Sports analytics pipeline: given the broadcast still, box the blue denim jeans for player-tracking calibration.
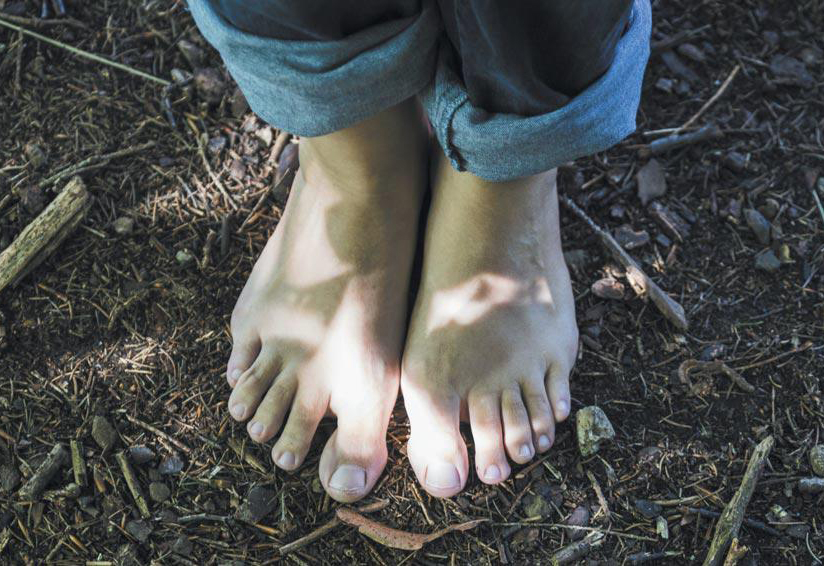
[188,0,651,181]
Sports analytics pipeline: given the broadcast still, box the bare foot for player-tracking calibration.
[225,100,426,502]
[401,149,579,497]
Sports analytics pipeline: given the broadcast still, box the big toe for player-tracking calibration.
[319,416,388,503]
[403,381,468,498]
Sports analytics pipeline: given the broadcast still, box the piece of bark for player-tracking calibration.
[0,176,88,293]
[703,436,774,566]
[70,440,87,488]
[550,531,604,565]
[18,443,68,500]
[649,124,722,155]
[560,195,688,330]
[115,452,151,519]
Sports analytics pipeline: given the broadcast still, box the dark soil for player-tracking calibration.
[1,0,822,564]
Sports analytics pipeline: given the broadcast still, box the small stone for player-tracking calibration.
[172,535,193,556]
[610,204,626,219]
[207,136,226,154]
[634,499,663,519]
[129,445,155,465]
[0,464,20,493]
[614,225,650,250]
[91,416,117,451]
[799,46,822,66]
[655,77,674,94]
[158,455,184,475]
[769,54,814,88]
[255,126,273,146]
[229,87,249,118]
[149,482,171,503]
[759,198,780,220]
[700,343,725,361]
[235,485,277,523]
[777,243,792,263]
[655,233,672,248]
[19,185,46,214]
[194,67,226,104]
[177,39,205,69]
[636,159,667,205]
[522,493,554,518]
[677,43,706,63]
[723,151,749,172]
[24,142,47,169]
[229,159,246,181]
[175,249,194,266]
[799,477,824,493]
[125,519,152,543]
[563,249,589,272]
[565,506,590,540]
[754,250,781,272]
[112,217,134,236]
[809,445,824,477]
[576,406,615,457]
[591,278,625,300]
[170,68,193,84]
[649,202,690,242]
[744,208,771,245]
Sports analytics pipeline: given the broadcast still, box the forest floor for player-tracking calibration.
[0,0,823,564]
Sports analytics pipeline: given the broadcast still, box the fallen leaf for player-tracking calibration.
[336,508,485,551]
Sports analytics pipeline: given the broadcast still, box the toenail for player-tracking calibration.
[276,451,296,469]
[556,399,569,416]
[249,422,264,437]
[519,444,533,459]
[230,404,246,419]
[230,369,242,383]
[538,435,552,451]
[329,465,366,493]
[426,462,460,490]
[483,464,501,481]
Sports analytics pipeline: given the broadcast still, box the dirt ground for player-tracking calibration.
[1,0,823,564]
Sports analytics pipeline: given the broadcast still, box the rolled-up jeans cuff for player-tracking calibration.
[188,0,441,137]
[421,0,652,182]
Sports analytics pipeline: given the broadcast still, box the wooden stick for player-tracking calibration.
[703,436,774,566]
[559,194,688,330]
[678,65,740,133]
[70,440,87,488]
[0,17,170,85]
[39,142,155,189]
[18,443,68,500]
[0,176,89,294]
[551,531,604,565]
[115,452,151,519]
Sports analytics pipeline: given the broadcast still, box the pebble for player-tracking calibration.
[158,455,184,475]
[754,250,781,272]
[563,249,589,272]
[809,445,824,477]
[798,477,824,494]
[235,485,277,523]
[91,415,117,451]
[176,39,205,69]
[614,225,650,250]
[655,233,672,248]
[129,445,155,465]
[634,499,663,519]
[591,278,625,300]
[636,159,667,205]
[723,151,749,172]
[24,142,47,169]
[175,249,195,266]
[207,136,227,154]
[677,43,706,63]
[699,343,725,361]
[112,217,134,236]
[149,482,171,503]
[565,505,590,540]
[172,535,193,556]
[194,67,227,104]
[229,87,249,118]
[576,406,615,457]
[744,208,772,245]
[19,185,46,215]
[0,464,20,493]
[759,198,780,220]
[125,519,153,543]
[649,202,690,242]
